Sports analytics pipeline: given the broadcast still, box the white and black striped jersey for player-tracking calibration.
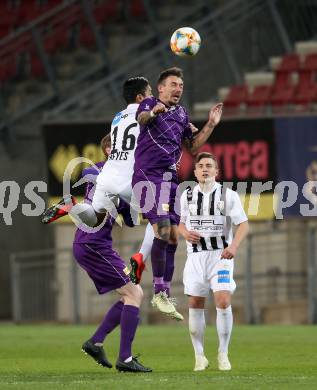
[180,182,248,254]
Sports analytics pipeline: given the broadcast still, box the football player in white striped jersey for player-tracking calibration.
[179,152,249,372]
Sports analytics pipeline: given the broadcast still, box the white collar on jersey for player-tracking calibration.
[127,103,139,109]
[196,181,221,194]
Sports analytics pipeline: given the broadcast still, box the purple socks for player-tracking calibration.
[119,305,140,361]
[164,243,177,296]
[90,300,124,344]
[151,237,168,294]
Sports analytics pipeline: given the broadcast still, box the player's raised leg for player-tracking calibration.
[130,222,154,284]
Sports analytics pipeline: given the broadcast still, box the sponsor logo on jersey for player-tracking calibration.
[189,217,224,233]
[112,112,122,125]
[112,112,129,126]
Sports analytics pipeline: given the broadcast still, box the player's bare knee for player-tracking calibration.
[188,296,205,309]
[157,219,171,241]
[128,283,143,305]
[215,296,231,309]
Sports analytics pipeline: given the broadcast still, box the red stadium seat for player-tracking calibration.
[298,70,316,88]
[30,55,45,78]
[130,0,147,18]
[247,85,273,107]
[270,84,296,106]
[277,53,300,72]
[224,85,248,107]
[44,34,59,54]
[19,4,43,25]
[94,2,119,24]
[293,83,317,106]
[0,9,19,36]
[0,56,16,82]
[274,70,293,90]
[79,25,95,48]
[302,53,317,71]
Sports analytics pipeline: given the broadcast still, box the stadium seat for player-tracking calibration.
[94,2,119,24]
[130,0,147,19]
[30,55,45,78]
[270,84,296,108]
[0,54,17,82]
[79,25,96,48]
[19,4,44,24]
[302,53,317,71]
[44,34,59,54]
[277,53,300,72]
[0,9,18,37]
[247,85,273,107]
[223,84,248,107]
[274,70,293,90]
[293,83,317,107]
[50,25,69,50]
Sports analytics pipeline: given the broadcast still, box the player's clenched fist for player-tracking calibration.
[152,103,167,115]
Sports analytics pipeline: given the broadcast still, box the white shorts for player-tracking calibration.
[92,174,132,213]
[183,249,236,297]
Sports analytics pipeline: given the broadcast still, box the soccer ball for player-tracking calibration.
[170,27,201,57]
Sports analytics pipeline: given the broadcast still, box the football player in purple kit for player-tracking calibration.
[74,135,152,373]
[131,67,223,318]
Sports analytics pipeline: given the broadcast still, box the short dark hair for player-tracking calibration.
[123,76,149,104]
[157,67,184,85]
[195,152,218,168]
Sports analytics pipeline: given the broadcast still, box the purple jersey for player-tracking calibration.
[134,96,193,172]
[74,161,133,245]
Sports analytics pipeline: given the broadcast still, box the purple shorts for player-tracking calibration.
[73,243,130,294]
[132,168,180,225]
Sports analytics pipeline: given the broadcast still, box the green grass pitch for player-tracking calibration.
[0,324,316,389]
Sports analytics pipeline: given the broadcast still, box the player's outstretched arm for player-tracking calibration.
[188,103,223,155]
[221,220,249,259]
[137,103,167,125]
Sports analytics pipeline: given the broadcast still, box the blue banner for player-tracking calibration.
[275,117,317,217]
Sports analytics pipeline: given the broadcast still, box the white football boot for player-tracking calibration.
[194,355,209,371]
[218,352,231,371]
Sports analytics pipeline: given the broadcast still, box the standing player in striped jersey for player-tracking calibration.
[179,152,249,372]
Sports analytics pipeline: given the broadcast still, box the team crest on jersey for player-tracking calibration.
[217,201,225,212]
[145,104,150,110]
[162,203,170,212]
[123,266,130,275]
